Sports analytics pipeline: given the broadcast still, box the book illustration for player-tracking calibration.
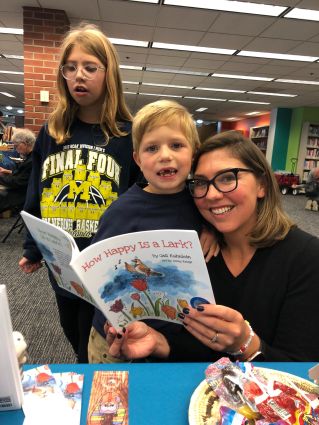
[53,372,83,423]
[87,371,128,425]
[21,211,216,329]
[97,255,211,328]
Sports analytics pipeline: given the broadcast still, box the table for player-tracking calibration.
[0,362,316,425]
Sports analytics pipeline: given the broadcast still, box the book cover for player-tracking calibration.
[21,211,215,329]
[86,371,128,425]
[0,285,24,411]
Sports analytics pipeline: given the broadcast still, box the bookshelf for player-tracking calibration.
[297,123,319,182]
[249,125,269,153]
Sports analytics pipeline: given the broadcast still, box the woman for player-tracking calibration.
[106,131,319,362]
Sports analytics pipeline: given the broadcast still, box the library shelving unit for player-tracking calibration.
[297,122,319,182]
[249,125,269,153]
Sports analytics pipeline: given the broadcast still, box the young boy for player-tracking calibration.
[88,99,213,363]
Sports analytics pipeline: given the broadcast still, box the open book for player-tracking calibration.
[21,211,215,329]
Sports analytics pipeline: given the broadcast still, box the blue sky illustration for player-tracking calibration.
[99,262,204,302]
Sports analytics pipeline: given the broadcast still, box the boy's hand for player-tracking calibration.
[200,227,219,262]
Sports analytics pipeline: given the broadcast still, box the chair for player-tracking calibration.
[1,214,24,243]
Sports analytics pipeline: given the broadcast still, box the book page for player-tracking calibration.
[21,211,96,306]
[87,371,128,425]
[72,229,215,329]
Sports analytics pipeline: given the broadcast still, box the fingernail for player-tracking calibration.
[122,327,126,333]
[116,333,122,339]
[182,308,190,314]
[196,305,205,312]
[178,313,185,320]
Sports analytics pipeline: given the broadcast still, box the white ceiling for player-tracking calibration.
[1,0,319,122]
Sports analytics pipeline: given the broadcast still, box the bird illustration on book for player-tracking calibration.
[124,257,164,277]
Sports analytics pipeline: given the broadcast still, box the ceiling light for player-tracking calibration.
[226,117,239,120]
[245,111,261,116]
[6,106,13,110]
[284,8,319,22]
[3,54,24,60]
[142,82,193,89]
[237,50,318,62]
[139,92,183,98]
[123,80,140,85]
[124,91,137,94]
[196,107,208,112]
[163,0,287,16]
[213,73,273,82]
[275,79,319,85]
[185,96,226,101]
[152,42,236,55]
[0,81,24,86]
[17,109,24,113]
[247,91,297,97]
[109,38,148,48]
[229,100,270,105]
[0,92,15,98]
[0,70,23,75]
[196,119,203,124]
[120,65,143,70]
[130,0,159,3]
[146,67,208,76]
[196,87,245,93]
[0,27,23,35]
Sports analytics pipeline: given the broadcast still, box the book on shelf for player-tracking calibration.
[0,285,24,411]
[21,211,215,329]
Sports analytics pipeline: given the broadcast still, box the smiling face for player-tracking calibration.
[133,124,193,194]
[193,148,265,241]
[64,44,106,121]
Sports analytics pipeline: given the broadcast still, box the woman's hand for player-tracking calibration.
[200,227,219,262]
[104,321,170,360]
[181,304,260,360]
[19,257,43,274]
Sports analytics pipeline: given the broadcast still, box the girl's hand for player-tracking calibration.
[104,321,170,360]
[19,257,43,274]
[200,227,220,262]
[181,304,260,360]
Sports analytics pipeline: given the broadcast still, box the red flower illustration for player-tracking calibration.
[131,293,140,301]
[130,278,148,291]
[109,299,124,313]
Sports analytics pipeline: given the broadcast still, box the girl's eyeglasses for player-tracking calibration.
[187,168,254,198]
[60,63,106,81]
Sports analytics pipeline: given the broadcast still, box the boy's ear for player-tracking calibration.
[133,151,141,168]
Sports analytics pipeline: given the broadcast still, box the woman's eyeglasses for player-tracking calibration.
[60,63,106,81]
[187,168,254,198]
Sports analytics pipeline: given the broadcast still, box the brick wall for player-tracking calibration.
[23,7,69,134]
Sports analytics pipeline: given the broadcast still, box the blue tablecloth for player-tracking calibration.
[0,362,316,425]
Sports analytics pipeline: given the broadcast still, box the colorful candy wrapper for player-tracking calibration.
[219,406,247,425]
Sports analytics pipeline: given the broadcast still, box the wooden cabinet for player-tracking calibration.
[249,125,269,153]
[297,123,319,182]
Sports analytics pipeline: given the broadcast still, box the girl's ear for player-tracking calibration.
[257,177,266,199]
[133,151,141,169]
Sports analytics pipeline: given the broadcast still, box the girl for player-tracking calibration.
[19,23,141,362]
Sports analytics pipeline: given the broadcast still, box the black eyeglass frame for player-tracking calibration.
[187,167,254,198]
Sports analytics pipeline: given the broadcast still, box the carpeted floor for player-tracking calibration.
[0,193,318,364]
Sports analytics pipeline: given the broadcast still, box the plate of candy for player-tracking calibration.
[189,358,319,425]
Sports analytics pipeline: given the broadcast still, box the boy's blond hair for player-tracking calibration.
[48,23,132,145]
[132,100,200,153]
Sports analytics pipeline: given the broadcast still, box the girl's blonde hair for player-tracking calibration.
[48,23,132,144]
[192,130,295,248]
[132,100,200,153]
